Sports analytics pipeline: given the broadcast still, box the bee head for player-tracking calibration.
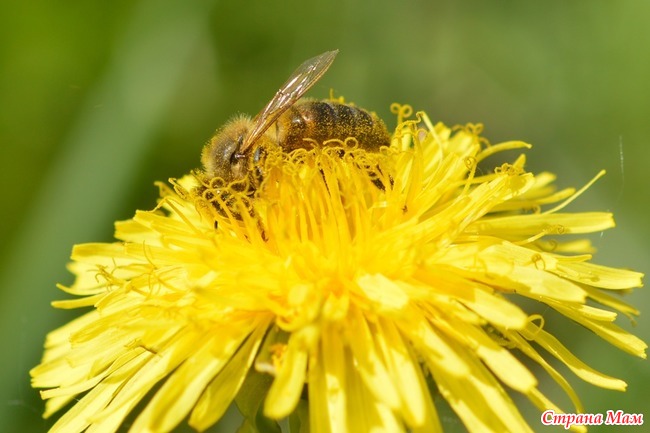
[201,116,253,183]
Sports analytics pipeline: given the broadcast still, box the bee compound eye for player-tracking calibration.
[253,146,266,164]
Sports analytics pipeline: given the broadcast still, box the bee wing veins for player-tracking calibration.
[239,50,339,154]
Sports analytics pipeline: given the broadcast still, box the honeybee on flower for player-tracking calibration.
[31,51,645,433]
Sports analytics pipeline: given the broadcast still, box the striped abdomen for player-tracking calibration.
[274,100,390,151]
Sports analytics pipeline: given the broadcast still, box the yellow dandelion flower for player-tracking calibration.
[31,104,645,433]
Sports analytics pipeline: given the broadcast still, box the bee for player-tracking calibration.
[201,50,390,186]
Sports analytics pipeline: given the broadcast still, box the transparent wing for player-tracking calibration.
[239,50,339,154]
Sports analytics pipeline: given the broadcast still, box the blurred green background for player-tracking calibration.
[1,1,648,432]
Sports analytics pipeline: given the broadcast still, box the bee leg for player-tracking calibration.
[361,163,393,191]
[251,146,267,188]
[258,219,268,242]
